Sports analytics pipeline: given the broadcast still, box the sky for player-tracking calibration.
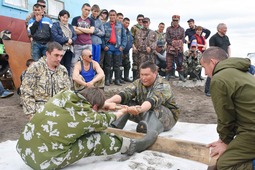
[0,121,218,169]
[90,0,255,57]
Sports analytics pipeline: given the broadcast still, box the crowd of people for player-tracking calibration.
[1,0,254,170]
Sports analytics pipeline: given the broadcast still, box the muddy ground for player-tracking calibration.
[0,80,216,143]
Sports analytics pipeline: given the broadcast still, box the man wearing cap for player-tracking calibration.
[185,18,211,49]
[133,17,157,78]
[154,41,167,76]
[131,14,144,80]
[183,41,202,81]
[165,15,186,81]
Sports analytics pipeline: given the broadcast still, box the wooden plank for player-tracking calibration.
[105,127,217,166]
[3,40,31,88]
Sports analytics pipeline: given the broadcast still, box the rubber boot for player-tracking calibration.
[119,70,125,84]
[126,130,158,156]
[109,69,113,84]
[136,111,164,134]
[114,69,122,86]
[111,114,130,129]
[132,70,137,81]
[104,67,111,86]
[178,71,186,82]
[169,69,176,79]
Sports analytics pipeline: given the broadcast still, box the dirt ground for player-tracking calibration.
[0,80,216,143]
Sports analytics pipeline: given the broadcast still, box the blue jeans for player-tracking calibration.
[61,50,74,77]
[32,41,47,61]
[0,81,4,95]
[92,44,101,63]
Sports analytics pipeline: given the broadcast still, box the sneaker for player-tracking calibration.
[0,90,14,98]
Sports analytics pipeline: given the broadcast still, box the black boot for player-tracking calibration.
[114,69,122,86]
[111,114,130,129]
[126,130,158,156]
[104,67,111,86]
[178,71,186,82]
[136,111,164,134]
[132,70,137,81]
[109,69,113,84]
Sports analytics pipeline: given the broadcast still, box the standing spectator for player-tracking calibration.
[51,9,77,77]
[190,26,207,53]
[0,81,14,98]
[27,4,52,61]
[122,17,133,82]
[201,47,255,170]
[185,18,211,49]
[90,4,105,64]
[72,49,105,90]
[205,23,231,97]
[165,15,186,81]
[155,22,166,44]
[117,12,124,23]
[25,0,50,28]
[98,9,109,69]
[102,9,127,86]
[99,9,109,24]
[133,17,157,79]
[20,42,71,120]
[131,14,144,81]
[71,3,95,75]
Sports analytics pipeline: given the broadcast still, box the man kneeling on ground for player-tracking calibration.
[16,87,157,169]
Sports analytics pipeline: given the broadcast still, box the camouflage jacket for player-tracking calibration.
[20,57,71,115]
[134,28,157,53]
[183,50,202,75]
[165,25,185,54]
[155,30,166,43]
[131,24,143,46]
[17,90,116,169]
[119,76,180,121]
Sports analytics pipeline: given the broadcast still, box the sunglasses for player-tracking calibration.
[89,55,93,58]
[138,19,143,21]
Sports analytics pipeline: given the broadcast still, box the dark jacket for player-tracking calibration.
[102,21,127,49]
[27,16,52,44]
[211,58,255,144]
[51,22,77,45]
[123,28,133,54]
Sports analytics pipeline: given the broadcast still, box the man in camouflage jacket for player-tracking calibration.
[17,87,158,169]
[133,17,157,78]
[183,41,202,81]
[106,61,179,135]
[20,42,71,119]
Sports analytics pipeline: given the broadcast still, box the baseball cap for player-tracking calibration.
[142,17,150,22]
[157,41,164,47]
[190,41,197,47]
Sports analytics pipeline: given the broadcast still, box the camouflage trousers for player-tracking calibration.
[166,52,183,72]
[132,52,139,71]
[128,101,176,131]
[17,132,123,170]
[136,51,155,78]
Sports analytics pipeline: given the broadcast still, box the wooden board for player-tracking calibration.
[105,127,217,166]
[3,40,31,88]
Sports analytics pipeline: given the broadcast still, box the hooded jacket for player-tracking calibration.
[211,58,255,144]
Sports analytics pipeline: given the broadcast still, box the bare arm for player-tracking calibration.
[90,61,104,84]
[72,62,87,86]
[127,101,152,116]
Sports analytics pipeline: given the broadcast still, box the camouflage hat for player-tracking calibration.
[157,41,164,47]
[142,17,150,22]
